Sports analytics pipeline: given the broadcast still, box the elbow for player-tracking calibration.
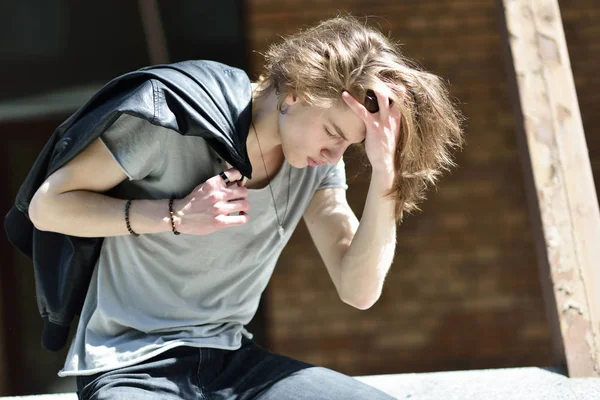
[337,263,387,310]
[28,197,42,229]
[340,290,382,311]
[28,189,52,231]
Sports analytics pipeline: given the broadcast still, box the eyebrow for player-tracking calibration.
[331,121,366,144]
[331,121,348,141]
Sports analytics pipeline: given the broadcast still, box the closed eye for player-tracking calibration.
[325,127,340,139]
[327,125,363,145]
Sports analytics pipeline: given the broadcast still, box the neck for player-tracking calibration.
[247,83,282,161]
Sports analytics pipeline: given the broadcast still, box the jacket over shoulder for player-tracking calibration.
[4,60,253,351]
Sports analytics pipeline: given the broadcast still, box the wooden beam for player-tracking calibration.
[138,0,170,65]
[0,294,6,396]
[499,0,600,377]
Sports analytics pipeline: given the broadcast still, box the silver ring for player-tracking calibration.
[219,171,231,184]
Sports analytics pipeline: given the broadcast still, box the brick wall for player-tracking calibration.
[247,0,600,376]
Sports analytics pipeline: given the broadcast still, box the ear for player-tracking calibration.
[282,92,299,106]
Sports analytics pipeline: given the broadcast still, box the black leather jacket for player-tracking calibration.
[4,60,254,351]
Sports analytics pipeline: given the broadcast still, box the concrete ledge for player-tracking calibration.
[3,367,600,399]
[1,395,76,400]
[355,367,600,399]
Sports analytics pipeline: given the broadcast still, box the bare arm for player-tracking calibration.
[304,87,401,310]
[304,175,396,310]
[29,138,250,237]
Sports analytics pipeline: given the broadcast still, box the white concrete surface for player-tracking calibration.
[2,367,599,399]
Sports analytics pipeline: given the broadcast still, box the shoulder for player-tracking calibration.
[139,60,253,112]
[153,60,253,134]
[163,60,251,90]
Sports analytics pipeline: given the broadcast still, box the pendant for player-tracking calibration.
[278,226,285,239]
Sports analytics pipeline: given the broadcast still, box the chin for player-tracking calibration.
[287,158,306,169]
[282,148,306,168]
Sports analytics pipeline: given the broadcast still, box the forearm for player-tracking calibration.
[29,190,172,237]
[339,171,397,309]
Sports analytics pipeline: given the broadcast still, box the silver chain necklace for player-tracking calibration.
[251,121,291,239]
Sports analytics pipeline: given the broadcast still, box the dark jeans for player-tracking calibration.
[76,338,394,399]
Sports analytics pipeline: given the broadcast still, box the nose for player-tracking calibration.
[321,144,346,165]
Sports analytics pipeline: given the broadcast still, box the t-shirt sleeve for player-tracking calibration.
[317,157,348,191]
[100,113,166,181]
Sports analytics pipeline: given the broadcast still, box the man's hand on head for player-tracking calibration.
[341,87,404,179]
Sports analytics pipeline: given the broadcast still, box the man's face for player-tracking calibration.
[278,95,366,168]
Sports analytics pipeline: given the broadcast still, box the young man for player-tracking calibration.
[8,16,462,399]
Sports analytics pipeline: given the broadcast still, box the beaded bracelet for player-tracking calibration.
[169,196,181,235]
[124,199,140,237]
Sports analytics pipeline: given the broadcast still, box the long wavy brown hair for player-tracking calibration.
[256,15,464,221]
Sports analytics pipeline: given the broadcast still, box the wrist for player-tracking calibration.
[168,196,182,235]
[370,168,395,191]
[130,199,174,234]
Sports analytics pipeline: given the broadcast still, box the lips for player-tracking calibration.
[307,157,325,167]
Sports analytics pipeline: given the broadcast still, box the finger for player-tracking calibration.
[218,200,250,214]
[390,85,407,120]
[398,84,407,100]
[208,168,243,188]
[223,168,243,182]
[223,186,249,201]
[388,97,403,127]
[215,213,250,226]
[374,90,391,119]
[342,91,373,125]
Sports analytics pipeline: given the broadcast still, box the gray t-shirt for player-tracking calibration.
[59,114,347,376]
